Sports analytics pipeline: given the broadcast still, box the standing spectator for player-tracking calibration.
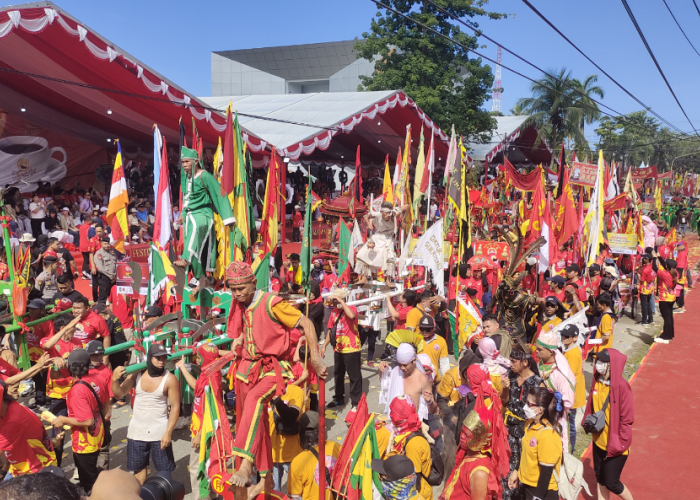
[560,324,586,453]
[501,347,543,500]
[35,256,59,301]
[583,349,634,500]
[88,224,104,300]
[93,237,116,303]
[111,344,180,484]
[508,387,564,500]
[292,205,303,243]
[79,192,93,218]
[79,218,95,279]
[28,194,46,238]
[287,411,342,500]
[0,380,58,478]
[321,289,362,409]
[638,253,655,326]
[653,253,677,344]
[674,240,689,313]
[71,296,111,352]
[51,349,108,493]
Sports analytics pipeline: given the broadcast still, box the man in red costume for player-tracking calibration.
[224,261,327,492]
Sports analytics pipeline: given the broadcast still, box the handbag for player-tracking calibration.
[582,394,610,434]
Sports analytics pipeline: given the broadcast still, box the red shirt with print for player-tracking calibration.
[74,310,110,346]
[0,358,20,383]
[109,286,134,330]
[41,336,82,399]
[27,320,55,362]
[66,380,104,454]
[327,306,360,354]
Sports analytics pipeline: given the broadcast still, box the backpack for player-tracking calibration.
[406,432,445,487]
[553,452,592,500]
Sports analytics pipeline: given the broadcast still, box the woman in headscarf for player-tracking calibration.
[641,215,658,250]
[439,405,510,500]
[310,258,325,284]
[477,337,511,377]
[500,347,543,500]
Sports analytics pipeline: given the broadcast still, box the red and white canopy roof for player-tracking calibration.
[0,2,266,151]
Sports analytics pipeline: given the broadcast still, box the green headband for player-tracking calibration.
[181,146,199,160]
[536,337,558,351]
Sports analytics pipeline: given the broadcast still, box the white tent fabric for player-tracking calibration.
[200,91,448,161]
[466,115,529,162]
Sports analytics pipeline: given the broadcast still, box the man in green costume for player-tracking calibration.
[174,147,235,278]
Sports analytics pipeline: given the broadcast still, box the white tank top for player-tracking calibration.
[127,372,170,441]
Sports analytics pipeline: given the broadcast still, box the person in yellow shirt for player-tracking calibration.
[270,384,305,493]
[591,294,616,353]
[288,411,341,500]
[560,324,586,454]
[508,387,563,500]
[405,291,447,331]
[417,315,449,383]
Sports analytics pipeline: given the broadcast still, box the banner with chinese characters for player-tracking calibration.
[472,240,511,263]
[569,161,598,187]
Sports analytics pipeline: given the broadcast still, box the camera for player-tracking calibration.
[140,471,185,500]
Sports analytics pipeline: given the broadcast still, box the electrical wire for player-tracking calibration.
[619,0,700,137]
[693,0,700,20]
[661,0,700,59]
[519,0,687,135]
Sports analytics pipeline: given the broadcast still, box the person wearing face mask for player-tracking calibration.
[441,406,511,500]
[507,387,564,500]
[372,454,422,500]
[559,325,586,453]
[583,349,634,500]
[500,347,543,500]
[111,344,180,484]
[321,288,362,409]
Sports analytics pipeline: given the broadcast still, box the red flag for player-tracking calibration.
[504,157,542,191]
[152,136,172,249]
[221,105,234,196]
[330,394,370,500]
[354,145,363,204]
[527,169,545,238]
[259,149,281,256]
[555,165,579,246]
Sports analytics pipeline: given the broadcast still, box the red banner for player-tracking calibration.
[631,166,657,190]
[569,161,598,187]
[504,158,542,191]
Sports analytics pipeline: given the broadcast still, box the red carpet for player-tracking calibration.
[578,233,699,500]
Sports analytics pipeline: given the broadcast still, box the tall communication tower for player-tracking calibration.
[492,45,502,112]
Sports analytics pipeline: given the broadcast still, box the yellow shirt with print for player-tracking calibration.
[389,435,433,500]
[437,366,462,406]
[518,421,562,490]
[269,384,304,463]
[563,346,586,409]
[591,381,629,455]
[376,425,391,459]
[405,306,425,331]
[594,312,615,352]
[287,441,342,500]
[424,335,448,384]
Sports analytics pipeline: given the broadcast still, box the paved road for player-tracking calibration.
[22,300,660,498]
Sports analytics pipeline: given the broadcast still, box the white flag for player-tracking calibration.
[348,220,364,267]
[411,219,444,295]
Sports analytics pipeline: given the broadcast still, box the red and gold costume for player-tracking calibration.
[225,262,301,477]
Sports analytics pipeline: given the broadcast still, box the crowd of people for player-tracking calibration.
[0,152,696,500]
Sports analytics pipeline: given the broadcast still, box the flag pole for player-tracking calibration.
[318,376,326,500]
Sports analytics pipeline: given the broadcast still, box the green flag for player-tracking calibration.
[300,179,313,292]
[337,218,351,275]
[254,253,271,291]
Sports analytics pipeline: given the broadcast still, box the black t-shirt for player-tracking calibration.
[50,288,87,307]
[105,314,127,345]
[58,248,74,263]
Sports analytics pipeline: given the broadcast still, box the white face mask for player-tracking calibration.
[595,361,608,375]
[523,404,539,420]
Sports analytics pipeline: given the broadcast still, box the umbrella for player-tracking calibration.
[468,255,494,270]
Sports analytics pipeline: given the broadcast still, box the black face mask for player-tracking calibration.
[147,356,166,378]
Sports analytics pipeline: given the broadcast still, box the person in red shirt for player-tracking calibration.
[44,237,66,275]
[543,275,567,303]
[653,254,678,343]
[78,218,97,280]
[85,340,113,472]
[588,263,602,296]
[52,349,107,493]
[25,298,55,405]
[566,263,590,302]
[385,289,418,330]
[0,382,57,478]
[521,261,538,295]
[88,224,105,301]
[638,253,656,326]
[292,205,303,243]
[674,241,690,311]
[108,284,134,334]
[71,296,111,353]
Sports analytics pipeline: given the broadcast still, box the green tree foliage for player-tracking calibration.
[355,1,507,142]
[595,111,700,172]
[513,68,603,158]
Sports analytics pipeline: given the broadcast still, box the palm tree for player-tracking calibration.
[514,68,603,156]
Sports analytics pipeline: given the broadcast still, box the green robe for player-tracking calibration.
[180,169,235,278]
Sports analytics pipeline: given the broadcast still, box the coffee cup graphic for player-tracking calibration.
[0,136,68,190]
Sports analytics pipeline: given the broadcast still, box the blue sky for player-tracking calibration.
[23,0,700,142]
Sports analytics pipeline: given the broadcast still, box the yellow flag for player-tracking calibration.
[583,151,605,266]
[382,155,393,204]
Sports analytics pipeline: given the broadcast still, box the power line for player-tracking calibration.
[519,0,687,135]
[661,0,700,59]
[619,0,700,137]
[693,0,700,20]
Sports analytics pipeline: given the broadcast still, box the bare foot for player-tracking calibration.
[174,259,188,268]
[229,460,253,488]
